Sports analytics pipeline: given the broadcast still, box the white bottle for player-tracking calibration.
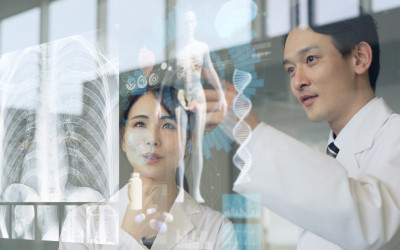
[129,173,142,210]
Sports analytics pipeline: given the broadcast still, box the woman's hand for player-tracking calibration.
[121,180,162,241]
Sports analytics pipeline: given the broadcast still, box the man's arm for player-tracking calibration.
[233,122,400,250]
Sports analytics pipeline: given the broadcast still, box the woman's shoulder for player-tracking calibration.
[176,192,238,249]
[181,192,230,227]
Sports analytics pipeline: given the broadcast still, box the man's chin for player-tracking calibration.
[305,112,325,123]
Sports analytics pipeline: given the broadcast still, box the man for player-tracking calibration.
[207,13,400,249]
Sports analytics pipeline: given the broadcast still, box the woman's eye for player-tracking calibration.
[162,122,176,129]
[133,121,146,128]
[287,67,295,74]
[307,56,316,63]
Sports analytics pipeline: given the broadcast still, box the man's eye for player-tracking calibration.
[307,56,316,63]
[287,67,295,74]
[162,122,176,129]
[133,121,145,128]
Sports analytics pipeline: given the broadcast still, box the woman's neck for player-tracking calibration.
[141,177,178,212]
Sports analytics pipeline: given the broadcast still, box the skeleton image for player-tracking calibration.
[174,10,227,203]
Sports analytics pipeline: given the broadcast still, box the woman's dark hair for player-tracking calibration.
[120,86,191,192]
[283,13,380,92]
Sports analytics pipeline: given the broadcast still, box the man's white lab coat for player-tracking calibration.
[234,97,400,250]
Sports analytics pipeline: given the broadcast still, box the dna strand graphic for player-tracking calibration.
[232,69,252,172]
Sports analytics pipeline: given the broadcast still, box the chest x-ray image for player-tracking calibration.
[0,34,119,241]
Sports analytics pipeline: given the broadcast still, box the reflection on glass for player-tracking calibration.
[372,0,400,12]
[0,34,118,203]
[0,205,10,239]
[37,205,59,241]
[12,205,35,240]
[0,8,40,55]
[85,205,118,245]
[60,205,84,243]
[314,0,359,25]
[175,10,227,203]
[266,0,291,37]
[49,0,96,43]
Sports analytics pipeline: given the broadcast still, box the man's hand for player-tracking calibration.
[204,81,260,132]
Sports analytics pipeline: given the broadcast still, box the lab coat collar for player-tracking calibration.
[330,97,393,156]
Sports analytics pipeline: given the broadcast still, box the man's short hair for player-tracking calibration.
[283,13,380,92]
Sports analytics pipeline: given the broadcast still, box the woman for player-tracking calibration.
[59,85,237,249]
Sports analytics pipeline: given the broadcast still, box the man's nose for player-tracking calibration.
[293,66,310,91]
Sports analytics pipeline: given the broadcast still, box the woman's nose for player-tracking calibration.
[145,130,160,147]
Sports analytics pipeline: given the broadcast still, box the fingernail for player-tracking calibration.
[150,219,168,233]
[162,212,174,223]
[134,213,145,223]
[146,208,156,215]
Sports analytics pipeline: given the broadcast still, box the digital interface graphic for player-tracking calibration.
[0,33,119,242]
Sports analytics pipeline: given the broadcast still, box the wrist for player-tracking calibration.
[245,110,260,130]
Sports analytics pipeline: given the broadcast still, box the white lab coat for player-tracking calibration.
[59,184,238,249]
[233,97,400,250]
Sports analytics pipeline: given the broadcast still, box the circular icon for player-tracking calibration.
[120,85,130,97]
[137,75,147,88]
[161,62,167,70]
[149,73,159,86]
[126,79,136,90]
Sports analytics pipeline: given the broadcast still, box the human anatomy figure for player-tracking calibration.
[175,10,227,203]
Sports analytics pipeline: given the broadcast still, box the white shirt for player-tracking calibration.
[233,97,400,250]
[59,184,238,249]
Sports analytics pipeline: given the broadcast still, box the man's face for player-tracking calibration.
[283,28,358,126]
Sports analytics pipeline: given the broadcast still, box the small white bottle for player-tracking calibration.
[129,173,142,210]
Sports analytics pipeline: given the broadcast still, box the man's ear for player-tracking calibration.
[354,41,373,75]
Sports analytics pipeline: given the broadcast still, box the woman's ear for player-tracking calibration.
[121,135,126,152]
[354,41,373,75]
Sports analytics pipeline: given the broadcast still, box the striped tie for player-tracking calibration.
[326,142,339,158]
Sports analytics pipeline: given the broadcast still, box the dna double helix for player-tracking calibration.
[232,69,252,171]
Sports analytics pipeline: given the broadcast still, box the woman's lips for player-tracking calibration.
[142,153,162,164]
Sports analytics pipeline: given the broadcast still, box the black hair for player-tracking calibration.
[120,86,191,193]
[283,13,380,92]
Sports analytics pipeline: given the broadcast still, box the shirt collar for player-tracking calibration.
[328,97,393,154]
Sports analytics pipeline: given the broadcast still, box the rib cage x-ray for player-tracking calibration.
[0,36,118,203]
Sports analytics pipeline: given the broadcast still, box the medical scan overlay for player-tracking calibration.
[232,69,253,174]
[174,10,227,203]
[0,205,10,239]
[231,223,261,250]
[222,194,261,219]
[0,34,119,241]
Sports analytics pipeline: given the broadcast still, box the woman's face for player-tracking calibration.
[122,92,184,181]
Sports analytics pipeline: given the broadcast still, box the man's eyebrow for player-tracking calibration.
[283,46,319,66]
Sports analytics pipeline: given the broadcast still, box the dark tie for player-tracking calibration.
[326,142,339,158]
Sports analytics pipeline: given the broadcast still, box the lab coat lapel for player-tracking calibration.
[336,98,393,174]
[151,192,201,250]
